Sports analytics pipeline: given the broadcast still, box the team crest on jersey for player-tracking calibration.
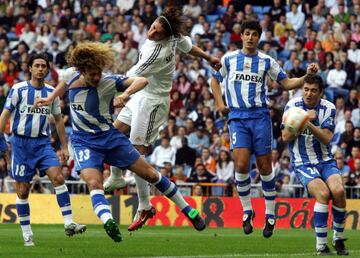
[20,105,50,115]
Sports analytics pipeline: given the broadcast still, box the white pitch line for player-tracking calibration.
[136,250,360,258]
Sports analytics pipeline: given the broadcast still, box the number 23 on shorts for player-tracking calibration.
[77,149,90,162]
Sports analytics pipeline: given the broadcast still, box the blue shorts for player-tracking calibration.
[228,114,272,155]
[294,160,340,188]
[10,135,60,182]
[71,130,140,172]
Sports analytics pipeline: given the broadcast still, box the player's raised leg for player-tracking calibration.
[128,172,155,231]
[103,166,127,191]
[128,144,156,231]
[104,120,132,191]
[46,166,86,236]
[129,156,206,231]
[81,168,122,242]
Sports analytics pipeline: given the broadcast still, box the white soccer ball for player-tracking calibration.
[282,107,309,135]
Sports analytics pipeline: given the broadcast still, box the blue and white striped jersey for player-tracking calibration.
[64,68,127,134]
[5,81,61,138]
[214,50,287,119]
[284,97,336,167]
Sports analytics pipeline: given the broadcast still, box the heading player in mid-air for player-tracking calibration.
[0,53,86,246]
[103,7,221,231]
[282,75,348,256]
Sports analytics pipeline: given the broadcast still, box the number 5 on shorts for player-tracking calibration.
[232,132,236,145]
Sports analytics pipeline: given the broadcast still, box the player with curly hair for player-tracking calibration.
[35,42,206,242]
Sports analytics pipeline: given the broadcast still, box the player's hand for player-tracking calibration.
[306,63,319,75]
[59,147,69,163]
[209,56,222,71]
[32,97,52,109]
[114,93,129,108]
[307,110,317,121]
[217,104,230,116]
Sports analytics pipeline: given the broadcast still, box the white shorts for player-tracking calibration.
[117,93,169,146]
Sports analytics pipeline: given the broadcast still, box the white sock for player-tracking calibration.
[110,166,124,179]
[90,190,113,224]
[235,172,252,215]
[134,174,152,211]
[16,197,32,236]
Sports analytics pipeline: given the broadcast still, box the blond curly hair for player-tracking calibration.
[66,42,115,73]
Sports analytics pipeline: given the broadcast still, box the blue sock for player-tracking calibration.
[90,189,113,224]
[260,172,276,219]
[54,184,73,226]
[154,173,191,214]
[314,202,329,249]
[332,205,346,240]
[16,196,32,236]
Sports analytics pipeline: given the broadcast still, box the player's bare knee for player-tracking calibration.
[331,186,345,200]
[17,190,29,199]
[144,169,159,184]
[52,173,65,186]
[317,188,331,203]
[234,161,249,173]
[258,167,272,176]
[87,179,102,191]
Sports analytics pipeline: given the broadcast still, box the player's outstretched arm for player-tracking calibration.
[280,63,319,90]
[0,109,11,135]
[210,77,229,116]
[188,45,222,70]
[33,81,67,108]
[114,77,148,108]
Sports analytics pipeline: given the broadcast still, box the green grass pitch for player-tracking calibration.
[1,224,359,258]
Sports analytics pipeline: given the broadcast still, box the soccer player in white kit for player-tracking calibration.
[103,7,221,231]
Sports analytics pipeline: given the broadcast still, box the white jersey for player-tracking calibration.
[285,97,336,167]
[5,81,60,138]
[127,36,192,97]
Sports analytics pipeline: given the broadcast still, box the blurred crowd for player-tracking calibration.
[0,0,360,197]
